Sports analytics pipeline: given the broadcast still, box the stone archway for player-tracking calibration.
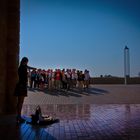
[0,0,20,114]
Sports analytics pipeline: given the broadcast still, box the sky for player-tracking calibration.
[20,0,140,77]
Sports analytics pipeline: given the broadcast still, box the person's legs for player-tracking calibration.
[16,96,25,122]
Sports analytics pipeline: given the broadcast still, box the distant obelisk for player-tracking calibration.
[124,46,130,84]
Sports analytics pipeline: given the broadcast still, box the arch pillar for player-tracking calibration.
[0,0,20,114]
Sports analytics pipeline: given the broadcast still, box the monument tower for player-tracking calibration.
[124,46,130,84]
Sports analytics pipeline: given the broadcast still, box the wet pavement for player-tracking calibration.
[1,85,140,140]
[20,104,140,140]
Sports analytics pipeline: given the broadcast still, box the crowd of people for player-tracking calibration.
[14,57,91,123]
[28,68,91,91]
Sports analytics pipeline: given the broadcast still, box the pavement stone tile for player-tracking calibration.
[1,85,140,140]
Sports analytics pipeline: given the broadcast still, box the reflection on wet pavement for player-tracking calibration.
[22,104,140,140]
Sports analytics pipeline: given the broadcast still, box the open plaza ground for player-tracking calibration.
[0,84,140,140]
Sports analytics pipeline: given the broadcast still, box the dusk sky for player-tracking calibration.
[20,0,140,77]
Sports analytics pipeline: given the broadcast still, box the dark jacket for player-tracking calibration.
[18,64,28,85]
[14,64,28,96]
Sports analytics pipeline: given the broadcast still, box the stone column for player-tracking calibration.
[6,0,20,114]
[0,0,7,114]
[0,0,20,114]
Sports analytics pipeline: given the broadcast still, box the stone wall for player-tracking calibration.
[90,77,140,84]
[0,0,20,114]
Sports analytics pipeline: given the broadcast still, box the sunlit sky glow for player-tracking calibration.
[20,0,140,77]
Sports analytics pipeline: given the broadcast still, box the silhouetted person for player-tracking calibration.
[31,105,59,125]
[14,57,35,123]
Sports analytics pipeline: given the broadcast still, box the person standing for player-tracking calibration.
[14,57,35,123]
[84,70,90,89]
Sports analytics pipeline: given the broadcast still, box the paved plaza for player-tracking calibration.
[0,85,140,140]
[24,84,140,104]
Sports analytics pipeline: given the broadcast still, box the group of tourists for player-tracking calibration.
[14,57,91,123]
[28,68,91,91]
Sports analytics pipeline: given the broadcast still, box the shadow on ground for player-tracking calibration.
[28,87,109,96]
